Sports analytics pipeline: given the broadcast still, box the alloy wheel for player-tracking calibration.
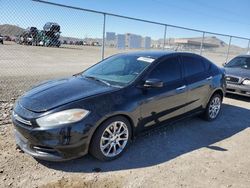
[100,121,129,158]
[208,96,221,119]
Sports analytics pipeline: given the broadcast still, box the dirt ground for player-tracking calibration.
[0,94,250,188]
[1,43,250,188]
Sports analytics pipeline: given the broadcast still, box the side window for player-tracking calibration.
[203,58,211,71]
[148,57,181,83]
[182,56,205,77]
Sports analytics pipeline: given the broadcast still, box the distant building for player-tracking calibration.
[106,32,116,47]
[116,34,125,49]
[106,32,116,41]
[142,36,151,49]
[125,33,142,48]
[107,32,152,49]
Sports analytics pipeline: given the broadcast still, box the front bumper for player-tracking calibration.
[226,83,250,97]
[12,114,92,161]
[14,129,69,161]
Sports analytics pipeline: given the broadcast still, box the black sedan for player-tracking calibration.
[12,51,225,161]
[224,55,250,97]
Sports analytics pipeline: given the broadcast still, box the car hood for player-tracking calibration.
[19,76,116,113]
[225,67,250,78]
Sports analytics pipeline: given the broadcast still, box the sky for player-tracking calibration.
[1,0,250,47]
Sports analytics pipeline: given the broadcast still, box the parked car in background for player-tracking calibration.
[224,55,250,97]
[0,34,3,44]
[12,51,225,162]
[91,41,100,46]
[4,35,11,41]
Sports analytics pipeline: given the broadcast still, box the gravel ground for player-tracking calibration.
[0,94,249,188]
[0,101,14,126]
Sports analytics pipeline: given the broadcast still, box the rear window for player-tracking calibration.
[202,58,211,71]
[182,56,205,77]
[147,57,181,83]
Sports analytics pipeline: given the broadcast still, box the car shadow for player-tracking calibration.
[39,103,250,173]
[226,93,250,102]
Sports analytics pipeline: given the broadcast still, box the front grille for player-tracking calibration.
[225,76,240,83]
[13,112,32,126]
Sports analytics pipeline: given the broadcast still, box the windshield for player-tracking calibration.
[225,57,250,69]
[82,54,155,87]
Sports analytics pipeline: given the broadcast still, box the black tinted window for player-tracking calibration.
[203,58,211,70]
[182,56,205,77]
[148,57,181,82]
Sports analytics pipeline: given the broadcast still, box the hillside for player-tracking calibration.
[0,24,25,36]
[152,36,227,47]
[184,36,227,47]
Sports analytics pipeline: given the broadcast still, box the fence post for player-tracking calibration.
[101,13,106,60]
[225,36,232,63]
[247,39,250,54]
[163,25,167,50]
[200,32,205,55]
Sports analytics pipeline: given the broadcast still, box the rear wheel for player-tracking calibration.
[203,94,222,121]
[89,116,132,161]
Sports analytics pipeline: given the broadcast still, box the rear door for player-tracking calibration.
[181,54,211,113]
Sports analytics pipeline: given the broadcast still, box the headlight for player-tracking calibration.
[242,79,250,86]
[36,109,89,127]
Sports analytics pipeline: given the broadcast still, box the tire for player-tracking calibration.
[202,93,222,121]
[89,116,132,161]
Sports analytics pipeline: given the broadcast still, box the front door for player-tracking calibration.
[140,55,188,129]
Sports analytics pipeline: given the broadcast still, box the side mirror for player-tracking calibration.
[222,62,227,67]
[143,79,163,88]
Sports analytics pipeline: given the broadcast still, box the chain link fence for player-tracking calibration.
[1,0,250,124]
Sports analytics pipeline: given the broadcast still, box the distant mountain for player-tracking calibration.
[183,36,227,47]
[152,36,228,48]
[0,24,25,36]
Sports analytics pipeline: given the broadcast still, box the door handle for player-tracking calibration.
[176,85,186,91]
[206,76,213,80]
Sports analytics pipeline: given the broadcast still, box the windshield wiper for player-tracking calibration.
[85,76,111,86]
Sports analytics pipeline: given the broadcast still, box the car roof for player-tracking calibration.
[234,54,250,58]
[120,51,199,59]
[122,51,173,59]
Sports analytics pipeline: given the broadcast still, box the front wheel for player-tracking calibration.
[89,116,132,161]
[203,94,222,121]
